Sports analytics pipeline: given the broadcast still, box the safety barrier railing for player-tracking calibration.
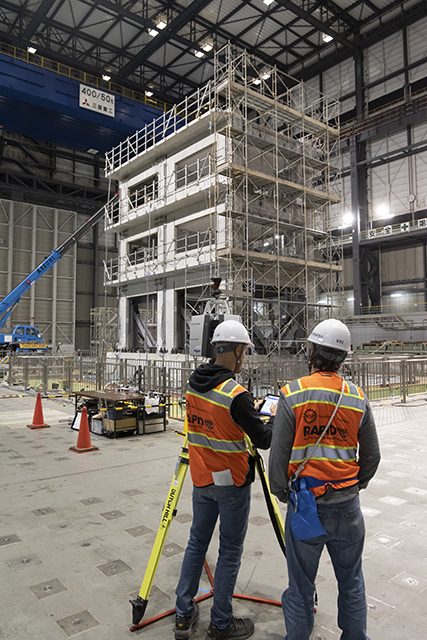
[357,303,427,315]
[317,218,427,252]
[105,82,214,175]
[2,355,426,411]
[176,229,213,254]
[360,219,427,241]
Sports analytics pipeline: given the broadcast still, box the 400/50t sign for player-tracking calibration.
[79,84,115,118]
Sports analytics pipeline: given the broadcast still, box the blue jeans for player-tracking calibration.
[175,483,251,629]
[283,494,370,640]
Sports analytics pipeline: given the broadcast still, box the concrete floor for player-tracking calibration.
[1,386,426,640]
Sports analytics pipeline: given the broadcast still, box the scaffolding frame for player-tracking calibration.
[90,307,118,358]
[104,44,342,357]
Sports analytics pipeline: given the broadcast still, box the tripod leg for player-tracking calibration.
[245,436,286,556]
[130,435,190,625]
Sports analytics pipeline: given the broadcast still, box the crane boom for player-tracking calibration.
[0,195,118,327]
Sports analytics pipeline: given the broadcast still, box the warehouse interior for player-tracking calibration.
[0,2,427,640]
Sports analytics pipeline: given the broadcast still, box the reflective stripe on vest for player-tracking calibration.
[285,380,365,413]
[187,431,246,453]
[289,444,357,464]
[187,378,242,411]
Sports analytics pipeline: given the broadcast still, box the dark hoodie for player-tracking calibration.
[188,362,273,451]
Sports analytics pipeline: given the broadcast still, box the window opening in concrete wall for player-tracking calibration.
[128,234,158,264]
[128,175,158,210]
[175,151,212,189]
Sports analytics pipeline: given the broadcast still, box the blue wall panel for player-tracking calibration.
[0,54,163,153]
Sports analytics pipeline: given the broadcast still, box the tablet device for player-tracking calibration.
[259,394,279,415]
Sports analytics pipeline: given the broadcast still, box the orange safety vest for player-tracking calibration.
[282,372,365,497]
[186,378,249,487]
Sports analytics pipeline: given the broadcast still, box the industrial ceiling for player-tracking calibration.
[0,0,426,103]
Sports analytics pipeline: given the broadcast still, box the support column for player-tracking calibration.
[30,206,37,325]
[403,26,415,221]
[164,288,176,353]
[351,53,369,315]
[52,209,58,347]
[92,222,99,310]
[118,295,128,350]
[7,201,14,330]
[360,247,381,310]
[72,212,77,349]
[424,241,427,310]
[156,284,166,351]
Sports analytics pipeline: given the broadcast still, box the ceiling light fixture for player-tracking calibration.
[194,50,205,58]
[322,33,333,43]
[102,74,111,81]
[148,28,159,37]
[27,45,37,54]
[156,17,167,30]
[261,71,271,80]
[145,90,153,97]
[253,78,261,85]
[263,0,275,5]
[201,38,213,52]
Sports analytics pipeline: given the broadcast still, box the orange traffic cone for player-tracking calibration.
[27,392,50,429]
[69,407,99,453]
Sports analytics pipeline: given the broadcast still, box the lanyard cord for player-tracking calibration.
[291,377,346,484]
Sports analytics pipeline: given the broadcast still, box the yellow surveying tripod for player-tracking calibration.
[130,422,286,631]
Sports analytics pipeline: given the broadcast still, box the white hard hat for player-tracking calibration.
[211,320,254,347]
[308,319,352,354]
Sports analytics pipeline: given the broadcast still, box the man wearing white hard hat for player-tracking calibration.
[174,320,275,640]
[269,318,380,640]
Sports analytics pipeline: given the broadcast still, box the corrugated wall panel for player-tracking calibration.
[76,262,94,324]
[55,157,74,185]
[381,246,424,282]
[75,161,95,188]
[388,158,410,215]
[304,77,320,107]
[408,14,427,60]
[408,16,427,82]
[343,257,353,289]
[0,200,10,277]
[368,131,411,219]
[341,97,356,114]
[414,149,427,210]
[365,32,405,102]
[369,164,389,219]
[75,293,93,323]
[407,16,427,83]
[324,58,355,101]
[370,160,410,219]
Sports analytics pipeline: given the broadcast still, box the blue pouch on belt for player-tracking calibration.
[288,477,327,540]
